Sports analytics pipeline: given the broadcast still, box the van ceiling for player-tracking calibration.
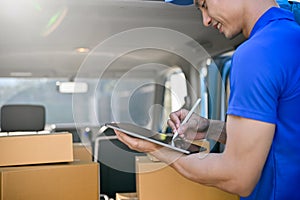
[0,0,244,78]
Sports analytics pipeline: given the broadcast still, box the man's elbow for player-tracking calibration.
[236,186,255,197]
[226,176,258,197]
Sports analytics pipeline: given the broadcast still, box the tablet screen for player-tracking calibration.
[105,122,207,154]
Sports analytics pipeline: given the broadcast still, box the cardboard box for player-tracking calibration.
[73,143,92,162]
[136,156,239,200]
[0,161,99,200]
[116,192,138,200]
[0,132,73,167]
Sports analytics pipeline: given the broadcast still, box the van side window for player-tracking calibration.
[162,70,187,132]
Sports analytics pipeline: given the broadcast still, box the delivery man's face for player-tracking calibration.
[195,0,244,39]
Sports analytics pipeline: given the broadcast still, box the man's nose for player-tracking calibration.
[202,12,212,27]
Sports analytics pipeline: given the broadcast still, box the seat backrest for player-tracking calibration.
[93,128,146,198]
[0,104,45,132]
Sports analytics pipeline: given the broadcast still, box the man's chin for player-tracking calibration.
[225,31,243,40]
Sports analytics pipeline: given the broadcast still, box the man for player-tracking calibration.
[115,0,300,199]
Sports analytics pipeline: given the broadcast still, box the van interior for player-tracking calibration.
[0,0,245,199]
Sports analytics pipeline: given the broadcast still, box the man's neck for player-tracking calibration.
[242,1,278,38]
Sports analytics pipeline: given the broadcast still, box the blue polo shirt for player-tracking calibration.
[227,7,300,200]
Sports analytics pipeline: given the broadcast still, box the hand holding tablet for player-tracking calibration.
[106,122,207,154]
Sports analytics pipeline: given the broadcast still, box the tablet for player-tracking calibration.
[105,122,207,154]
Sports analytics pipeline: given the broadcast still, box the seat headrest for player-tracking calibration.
[1,104,45,132]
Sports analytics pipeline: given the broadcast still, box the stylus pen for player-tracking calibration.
[171,98,202,143]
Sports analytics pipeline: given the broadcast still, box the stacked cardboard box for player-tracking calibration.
[0,133,73,166]
[136,156,240,200]
[0,133,99,200]
[73,142,93,162]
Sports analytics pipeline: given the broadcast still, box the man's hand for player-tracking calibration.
[167,109,209,141]
[115,130,161,153]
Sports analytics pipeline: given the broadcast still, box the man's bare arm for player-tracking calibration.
[205,119,227,144]
[151,115,275,196]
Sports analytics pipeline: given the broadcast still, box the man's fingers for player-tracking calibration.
[167,118,177,131]
[169,109,188,129]
[114,130,159,153]
[115,130,140,150]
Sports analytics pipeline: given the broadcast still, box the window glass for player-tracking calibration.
[0,78,72,124]
[162,71,187,132]
[0,77,155,128]
[96,78,155,128]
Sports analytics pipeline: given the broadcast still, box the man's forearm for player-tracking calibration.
[206,120,227,144]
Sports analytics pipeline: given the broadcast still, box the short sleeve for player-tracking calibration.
[227,44,282,124]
